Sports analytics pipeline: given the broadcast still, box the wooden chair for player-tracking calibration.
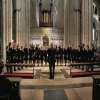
[0,95,9,100]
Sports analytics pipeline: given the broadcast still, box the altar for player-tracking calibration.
[30,28,64,46]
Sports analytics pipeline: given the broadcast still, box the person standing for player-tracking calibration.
[29,45,33,64]
[47,43,56,79]
[24,44,29,64]
[44,47,48,66]
[6,46,11,73]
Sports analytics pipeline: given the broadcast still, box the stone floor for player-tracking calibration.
[13,65,94,100]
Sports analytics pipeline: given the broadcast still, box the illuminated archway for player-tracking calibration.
[42,34,49,46]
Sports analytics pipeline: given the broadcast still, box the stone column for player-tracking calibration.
[15,0,21,44]
[74,0,81,46]
[28,0,30,46]
[20,0,23,46]
[96,3,100,46]
[2,0,6,61]
[88,0,93,45]
[0,0,3,59]
[8,0,13,43]
[30,0,37,28]
[98,13,100,46]
[18,4,21,45]
[24,0,28,46]
[56,0,64,28]
[21,0,26,46]
[2,0,13,46]
[64,0,70,45]
[5,0,8,45]
[20,0,29,47]
[0,0,2,41]
[81,0,93,45]
[4,0,13,45]
[64,0,79,46]
[0,0,2,38]
[69,0,75,46]
[25,0,30,47]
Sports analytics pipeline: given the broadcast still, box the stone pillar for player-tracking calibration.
[2,0,13,46]
[64,0,80,46]
[20,0,24,46]
[15,0,21,44]
[2,0,6,61]
[64,0,70,45]
[0,0,3,59]
[19,1,22,46]
[22,0,28,46]
[2,0,13,61]
[28,0,30,46]
[30,0,37,28]
[69,0,75,46]
[56,0,64,28]
[88,0,93,45]
[0,0,2,40]
[8,0,12,43]
[5,0,8,46]
[4,0,13,45]
[18,3,21,45]
[25,0,30,47]
[74,0,81,46]
[98,13,100,46]
[81,0,93,45]
[20,0,30,47]
[0,0,2,38]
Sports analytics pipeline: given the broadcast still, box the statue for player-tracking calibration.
[42,34,49,46]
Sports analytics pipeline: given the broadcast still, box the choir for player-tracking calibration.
[6,42,99,73]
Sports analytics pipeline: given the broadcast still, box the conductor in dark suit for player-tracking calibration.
[47,43,56,79]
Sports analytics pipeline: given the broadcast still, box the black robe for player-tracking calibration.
[0,75,21,100]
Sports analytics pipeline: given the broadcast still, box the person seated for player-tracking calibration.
[0,60,21,100]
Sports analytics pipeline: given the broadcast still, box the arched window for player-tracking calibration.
[93,2,98,15]
[93,23,97,41]
[95,6,97,14]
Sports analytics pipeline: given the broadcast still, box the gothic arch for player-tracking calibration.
[93,15,99,30]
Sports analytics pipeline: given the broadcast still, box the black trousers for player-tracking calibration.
[49,63,55,78]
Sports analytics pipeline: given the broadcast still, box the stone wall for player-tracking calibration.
[53,0,64,28]
[30,0,38,28]
[30,28,64,46]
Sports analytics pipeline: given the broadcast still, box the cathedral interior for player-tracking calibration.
[0,0,100,60]
[0,0,100,100]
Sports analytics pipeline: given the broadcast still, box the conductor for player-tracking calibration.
[47,43,56,79]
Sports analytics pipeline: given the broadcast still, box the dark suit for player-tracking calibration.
[47,47,56,79]
[0,75,21,100]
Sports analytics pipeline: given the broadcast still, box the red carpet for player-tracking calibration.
[71,71,100,77]
[4,73,33,78]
